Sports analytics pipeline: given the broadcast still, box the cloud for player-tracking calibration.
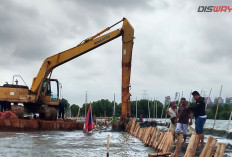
[0,0,232,107]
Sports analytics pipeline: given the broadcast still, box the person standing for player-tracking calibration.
[139,114,143,122]
[188,91,206,146]
[166,101,177,141]
[176,98,192,144]
[59,98,66,119]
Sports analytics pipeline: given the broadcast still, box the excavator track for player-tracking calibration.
[11,105,24,118]
[40,106,57,120]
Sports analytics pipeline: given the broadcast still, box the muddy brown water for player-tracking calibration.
[1,118,232,156]
[0,131,154,157]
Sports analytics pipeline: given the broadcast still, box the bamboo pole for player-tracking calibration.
[162,132,173,153]
[165,140,174,154]
[107,135,109,157]
[148,99,150,121]
[135,124,140,137]
[148,152,171,157]
[76,107,80,122]
[205,88,212,109]
[200,136,213,157]
[142,128,148,141]
[227,111,232,130]
[136,97,138,119]
[145,127,153,146]
[184,134,199,157]
[149,127,157,146]
[188,90,192,106]
[133,122,139,136]
[113,93,115,116]
[161,98,165,119]
[219,143,226,157]
[142,127,149,143]
[158,133,168,151]
[200,136,217,157]
[152,130,160,149]
[129,119,136,134]
[171,134,183,157]
[155,132,164,150]
[177,91,183,107]
[155,98,158,120]
[145,127,152,145]
[153,98,156,119]
[215,143,221,157]
[213,85,223,129]
[214,143,226,157]
[205,138,217,157]
[140,128,146,140]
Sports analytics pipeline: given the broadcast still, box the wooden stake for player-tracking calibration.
[155,132,164,150]
[149,127,157,146]
[171,134,183,157]
[152,130,160,149]
[107,135,109,157]
[214,143,226,157]
[205,138,217,157]
[200,136,213,157]
[148,152,171,157]
[184,134,199,157]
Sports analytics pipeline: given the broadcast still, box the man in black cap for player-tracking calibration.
[188,91,206,146]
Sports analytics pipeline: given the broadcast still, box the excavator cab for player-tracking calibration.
[41,79,60,105]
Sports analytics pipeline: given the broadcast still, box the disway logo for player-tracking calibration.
[198,6,232,12]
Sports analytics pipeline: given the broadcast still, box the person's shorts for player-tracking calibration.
[169,122,176,131]
[175,123,188,135]
[195,116,206,134]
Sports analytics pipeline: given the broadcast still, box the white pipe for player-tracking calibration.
[213,85,223,129]
[156,98,158,120]
[205,88,212,109]
[113,93,115,116]
[227,111,232,130]
[148,99,150,121]
[188,90,192,106]
[161,98,164,119]
[136,97,137,119]
[153,97,156,119]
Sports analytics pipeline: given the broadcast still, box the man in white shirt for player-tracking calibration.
[166,101,177,141]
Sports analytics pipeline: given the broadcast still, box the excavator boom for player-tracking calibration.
[30,18,134,120]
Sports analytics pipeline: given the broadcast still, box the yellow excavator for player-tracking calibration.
[0,18,134,121]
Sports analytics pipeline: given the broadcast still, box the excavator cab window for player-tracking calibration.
[42,81,51,95]
[50,79,59,101]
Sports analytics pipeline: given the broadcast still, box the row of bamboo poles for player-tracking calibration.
[126,119,174,157]
[126,119,226,157]
[200,136,226,157]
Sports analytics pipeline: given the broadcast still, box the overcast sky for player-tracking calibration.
[1,0,232,106]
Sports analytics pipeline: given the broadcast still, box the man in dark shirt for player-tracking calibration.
[176,98,192,144]
[188,91,207,146]
[59,99,66,119]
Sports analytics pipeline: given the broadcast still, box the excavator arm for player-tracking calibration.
[31,18,134,120]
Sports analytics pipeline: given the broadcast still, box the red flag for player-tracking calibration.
[85,104,95,132]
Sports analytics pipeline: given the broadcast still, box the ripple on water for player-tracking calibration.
[0,131,154,157]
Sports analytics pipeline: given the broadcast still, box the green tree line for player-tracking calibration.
[206,104,232,120]
[66,98,232,120]
[69,99,164,118]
